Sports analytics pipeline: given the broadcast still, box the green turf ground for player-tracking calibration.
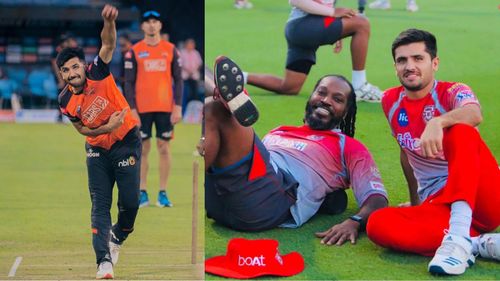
[0,123,204,279]
[205,0,500,279]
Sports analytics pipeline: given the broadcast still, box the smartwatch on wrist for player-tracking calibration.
[349,215,363,224]
[349,215,365,230]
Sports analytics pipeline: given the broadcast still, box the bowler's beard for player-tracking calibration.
[304,102,342,130]
[68,76,85,88]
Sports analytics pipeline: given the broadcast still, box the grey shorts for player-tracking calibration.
[285,15,343,73]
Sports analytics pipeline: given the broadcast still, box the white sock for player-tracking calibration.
[448,200,472,238]
[242,71,248,84]
[352,70,366,89]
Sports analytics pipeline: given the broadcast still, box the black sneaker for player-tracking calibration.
[213,56,259,127]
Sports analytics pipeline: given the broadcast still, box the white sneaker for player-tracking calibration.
[368,0,391,10]
[406,0,419,12]
[428,234,475,275]
[477,233,500,261]
[96,261,114,279]
[355,82,383,103]
[234,0,253,9]
[109,241,121,266]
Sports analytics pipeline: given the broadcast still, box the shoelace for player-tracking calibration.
[364,84,382,98]
[436,241,457,256]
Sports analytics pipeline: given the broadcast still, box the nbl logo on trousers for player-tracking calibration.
[118,156,136,167]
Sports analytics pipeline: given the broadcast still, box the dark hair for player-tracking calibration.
[391,28,437,60]
[56,47,85,69]
[312,74,357,137]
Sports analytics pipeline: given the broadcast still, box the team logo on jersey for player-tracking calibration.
[82,96,109,123]
[263,135,307,151]
[422,105,435,123]
[138,51,150,58]
[161,52,168,57]
[456,92,475,102]
[397,108,409,127]
[370,181,384,190]
[86,148,100,158]
[144,59,167,72]
[118,156,136,167]
[397,132,420,151]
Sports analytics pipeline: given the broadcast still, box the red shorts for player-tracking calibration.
[367,124,500,256]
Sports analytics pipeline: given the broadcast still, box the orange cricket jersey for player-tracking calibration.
[59,56,138,150]
[132,39,175,113]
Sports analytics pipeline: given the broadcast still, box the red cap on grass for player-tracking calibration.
[205,238,305,279]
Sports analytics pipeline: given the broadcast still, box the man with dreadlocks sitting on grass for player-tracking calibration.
[204,56,388,245]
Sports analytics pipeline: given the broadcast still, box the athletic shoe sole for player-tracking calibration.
[156,202,173,208]
[214,56,259,127]
[96,273,113,279]
[428,256,475,275]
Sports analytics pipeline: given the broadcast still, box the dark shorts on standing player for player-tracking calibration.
[139,112,174,141]
[285,15,343,74]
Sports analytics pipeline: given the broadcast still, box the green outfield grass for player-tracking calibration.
[205,0,500,279]
[0,122,204,279]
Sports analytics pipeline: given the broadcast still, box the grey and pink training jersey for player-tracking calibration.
[382,80,481,201]
[262,125,387,228]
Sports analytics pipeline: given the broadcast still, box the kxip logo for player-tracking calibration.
[422,105,435,123]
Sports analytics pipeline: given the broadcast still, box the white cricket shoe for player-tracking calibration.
[477,233,500,261]
[109,241,121,266]
[234,0,253,9]
[406,0,419,12]
[369,0,391,10]
[355,82,383,103]
[428,234,475,275]
[96,261,114,279]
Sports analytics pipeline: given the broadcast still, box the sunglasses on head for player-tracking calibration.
[143,11,160,18]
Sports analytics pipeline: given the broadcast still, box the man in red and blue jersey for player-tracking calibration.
[204,56,387,246]
[366,29,500,276]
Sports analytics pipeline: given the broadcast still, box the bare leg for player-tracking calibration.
[204,99,254,170]
[340,15,370,71]
[157,139,171,190]
[140,139,151,190]
[247,69,307,95]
